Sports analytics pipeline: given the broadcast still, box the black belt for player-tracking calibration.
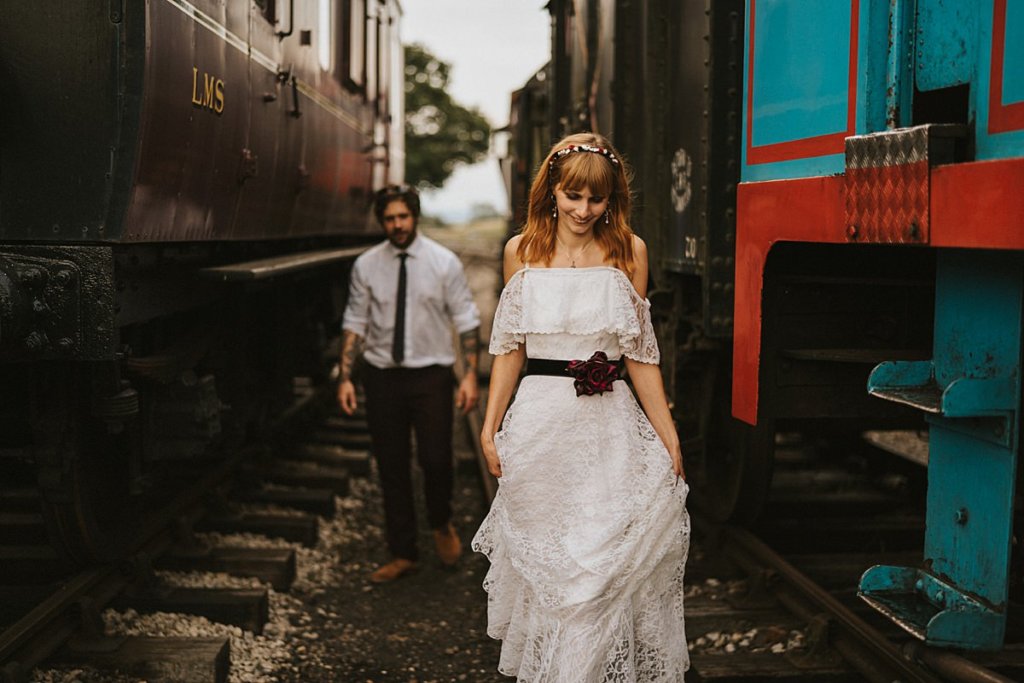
[524,357,625,377]
[525,353,625,397]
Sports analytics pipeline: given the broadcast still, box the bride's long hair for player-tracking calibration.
[517,132,636,275]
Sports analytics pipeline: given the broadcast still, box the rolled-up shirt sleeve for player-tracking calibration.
[342,259,370,337]
[444,256,480,334]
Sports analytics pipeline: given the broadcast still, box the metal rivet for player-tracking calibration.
[20,268,43,285]
[23,331,45,350]
[955,508,968,525]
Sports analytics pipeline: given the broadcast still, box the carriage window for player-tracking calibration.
[318,0,332,71]
[365,5,378,104]
[377,11,389,111]
[339,0,366,92]
[257,0,275,22]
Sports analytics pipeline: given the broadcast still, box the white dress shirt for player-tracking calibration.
[343,234,480,369]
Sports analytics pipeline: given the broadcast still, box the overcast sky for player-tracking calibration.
[399,0,550,222]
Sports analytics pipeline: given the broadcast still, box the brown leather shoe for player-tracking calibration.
[434,524,462,566]
[369,558,417,583]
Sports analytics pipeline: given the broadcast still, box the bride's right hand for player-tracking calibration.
[669,442,685,481]
[480,431,503,478]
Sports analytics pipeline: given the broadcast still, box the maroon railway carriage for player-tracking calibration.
[0,0,403,562]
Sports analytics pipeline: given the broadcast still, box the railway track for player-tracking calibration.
[0,383,367,682]
[10,383,1018,681]
[688,434,1023,683]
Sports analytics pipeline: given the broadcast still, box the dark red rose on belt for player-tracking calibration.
[566,351,621,397]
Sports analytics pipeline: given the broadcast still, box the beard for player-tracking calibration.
[388,228,416,248]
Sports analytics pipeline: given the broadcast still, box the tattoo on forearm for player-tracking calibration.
[460,328,480,373]
[340,331,363,382]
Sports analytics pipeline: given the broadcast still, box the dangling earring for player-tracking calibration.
[551,195,558,220]
[604,210,610,225]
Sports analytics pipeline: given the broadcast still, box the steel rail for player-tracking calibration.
[903,642,1017,683]
[721,524,1012,683]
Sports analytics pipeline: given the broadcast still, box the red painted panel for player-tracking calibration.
[845,160,930,243]
[733,176,846,424]
[931,158,1024,248]
[989,0,1024,134]
[746,0,860,164]
[734,159,1024,424]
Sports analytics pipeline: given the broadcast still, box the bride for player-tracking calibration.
[472,132,690,681]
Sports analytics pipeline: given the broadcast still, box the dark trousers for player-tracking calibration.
[362,364,455,561]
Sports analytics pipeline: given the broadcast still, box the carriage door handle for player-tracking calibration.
[275,0,294,38]
[289,76,302,118]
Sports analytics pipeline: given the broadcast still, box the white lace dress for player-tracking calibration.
[472,266,690,682]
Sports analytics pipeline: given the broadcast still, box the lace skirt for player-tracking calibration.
[472,375,690,682]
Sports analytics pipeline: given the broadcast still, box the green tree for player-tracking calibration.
[404,44,491,189]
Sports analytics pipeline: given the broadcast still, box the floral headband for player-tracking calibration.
[548,144,620,169]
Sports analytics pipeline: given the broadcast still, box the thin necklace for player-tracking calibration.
[556,234,595,268]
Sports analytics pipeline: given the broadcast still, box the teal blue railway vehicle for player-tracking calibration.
[508,0,1024,652]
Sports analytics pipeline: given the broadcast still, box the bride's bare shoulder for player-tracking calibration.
[504,235,526,283]
[629,235,649,297]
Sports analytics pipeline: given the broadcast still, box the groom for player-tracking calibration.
[337,185,481,583]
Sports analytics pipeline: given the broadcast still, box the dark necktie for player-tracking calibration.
[392,252,408,364]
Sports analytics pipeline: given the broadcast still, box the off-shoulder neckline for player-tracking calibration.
[524,265,618,271]
[507,266,645,298]
[516,265,622,275]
